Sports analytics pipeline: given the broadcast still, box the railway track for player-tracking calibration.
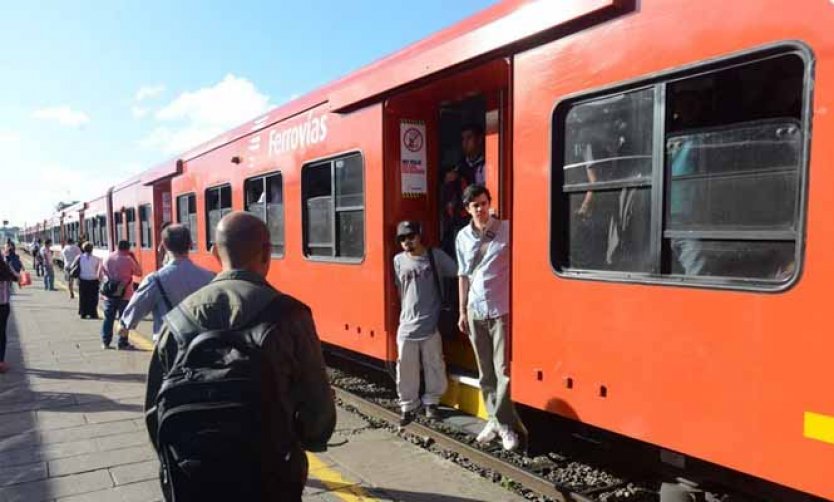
[326,357,662,502]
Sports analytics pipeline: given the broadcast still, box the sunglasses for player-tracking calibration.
[398,233,418,243]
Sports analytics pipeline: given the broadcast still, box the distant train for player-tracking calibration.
[21,1,834,499]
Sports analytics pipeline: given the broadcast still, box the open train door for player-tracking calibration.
[383,58,511,418]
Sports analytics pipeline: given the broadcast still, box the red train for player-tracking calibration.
[21,1,834,498]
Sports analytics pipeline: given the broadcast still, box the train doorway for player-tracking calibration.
[384,58,511,417]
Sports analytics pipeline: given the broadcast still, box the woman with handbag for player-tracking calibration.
[0,257,20,373]
[74,242,101,320]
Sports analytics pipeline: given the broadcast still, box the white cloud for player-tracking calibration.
[141,74,271,155]
[0,131,20,144]
[134,84,165,102]
[131,106,148,118]
[32,106,90,127]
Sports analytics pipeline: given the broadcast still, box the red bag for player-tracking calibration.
[18,271,31,287]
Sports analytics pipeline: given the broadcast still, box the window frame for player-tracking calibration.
[139,204,153,250]
[550,43,813,292]
[176,193,197,251]
[125,207,137,249]
[301,150,366,264]
[244,171,285,258]
[204,184,232,251]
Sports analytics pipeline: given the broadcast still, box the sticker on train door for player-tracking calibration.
[400,119,427,197]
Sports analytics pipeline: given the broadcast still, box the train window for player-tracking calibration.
[553,49,808,289]
[301,152,365,260]
[139,204,152,249]
[113,211,124,244]
[176,194,197,250]
[205,185,232,250]
[561,87,655,273]
[125,208,137,248]
[244,172,284,256]
[97,215,108,248]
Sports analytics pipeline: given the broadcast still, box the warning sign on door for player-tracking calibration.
[400,120,427,196]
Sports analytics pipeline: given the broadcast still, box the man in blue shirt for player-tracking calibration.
[456,184,520,451]
[119,224,214,342]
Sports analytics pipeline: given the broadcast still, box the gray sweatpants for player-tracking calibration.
[396,332,448,412]
[468,313,518,427]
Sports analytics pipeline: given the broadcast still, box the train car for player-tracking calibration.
[82,192,113,260]
[507,0,833,500]
[53,202,86,268]
[110,161,178,278]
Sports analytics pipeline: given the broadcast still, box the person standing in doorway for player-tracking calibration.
[0,258,19,373]
[62,239,82,299]
[393,220,457,425]
[100,240,141,350]
[457,123,486,186]
[41,239,56,291]
[455,184,520,451]
[73,242,101,319]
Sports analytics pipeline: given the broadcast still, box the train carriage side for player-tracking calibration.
[510,0,834,499]
[172,103,389,360]
[84,192,113,260]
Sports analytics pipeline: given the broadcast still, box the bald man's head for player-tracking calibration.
[213,211,271,275]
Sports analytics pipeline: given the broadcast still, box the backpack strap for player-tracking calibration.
[152,274,174,312]
[426,248,444,302]
[466,217,500,276]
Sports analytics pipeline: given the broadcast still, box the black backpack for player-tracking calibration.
[152,290,285,501]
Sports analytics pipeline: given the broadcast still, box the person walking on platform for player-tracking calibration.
[0,258,19,373]
[32,239,43,277]
[119,224,214,343]
[456,184,521,451]
[61,239,81,300]
[145,212,335,502]
[3,243,24,296]
[100,240,141,350]
[393,220,456,425]
[73,242,101,319]
[41,239,56,291]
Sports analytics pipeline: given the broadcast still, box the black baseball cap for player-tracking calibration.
[396,220,421,239]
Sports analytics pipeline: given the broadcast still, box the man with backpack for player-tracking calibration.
[393,220,456,425]
[100,240,142,349]
[144,211,335,502]
[118,224,214,343]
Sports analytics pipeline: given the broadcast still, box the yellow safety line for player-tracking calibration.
[306,452,377,501]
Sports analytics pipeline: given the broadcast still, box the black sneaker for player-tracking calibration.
[101,343,111,350]
[399,409,415,427]
[117,343,136,351]
[425,405,439,420]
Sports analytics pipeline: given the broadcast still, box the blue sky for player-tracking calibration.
[0,0,493,227]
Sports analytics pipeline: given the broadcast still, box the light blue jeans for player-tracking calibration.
[43,266,55,291]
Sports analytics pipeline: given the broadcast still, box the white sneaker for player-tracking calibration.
[497,425,519,451]
[476,421,497,444]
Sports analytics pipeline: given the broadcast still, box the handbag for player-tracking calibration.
[100,279,127,299]
[18,271,31,287]
[69,258,81,279]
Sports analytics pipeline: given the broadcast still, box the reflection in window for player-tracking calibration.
[302,153,364,259]
[139,204,152,249]
[554,51,806,286]
[206,185,232,249]
[562,88,655,273]
[177,194,197,250]
[245,173,284,256]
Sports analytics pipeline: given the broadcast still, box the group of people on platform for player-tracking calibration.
[0,123,522,500]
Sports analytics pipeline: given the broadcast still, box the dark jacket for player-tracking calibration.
[144,269,336,498]
[4,252,22,273]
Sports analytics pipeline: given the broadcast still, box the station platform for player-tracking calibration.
[0,266,523,501]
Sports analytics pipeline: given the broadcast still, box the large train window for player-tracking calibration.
[176,194,197,250]
[245,172,284,257]
[301,152,364,261]
[553,48,809,290]
[125,208,137,248]
[139,204,152,250]
[205,185,232,250]
[113,211,124,244]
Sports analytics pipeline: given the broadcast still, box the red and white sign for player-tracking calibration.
[400,120,427,196]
